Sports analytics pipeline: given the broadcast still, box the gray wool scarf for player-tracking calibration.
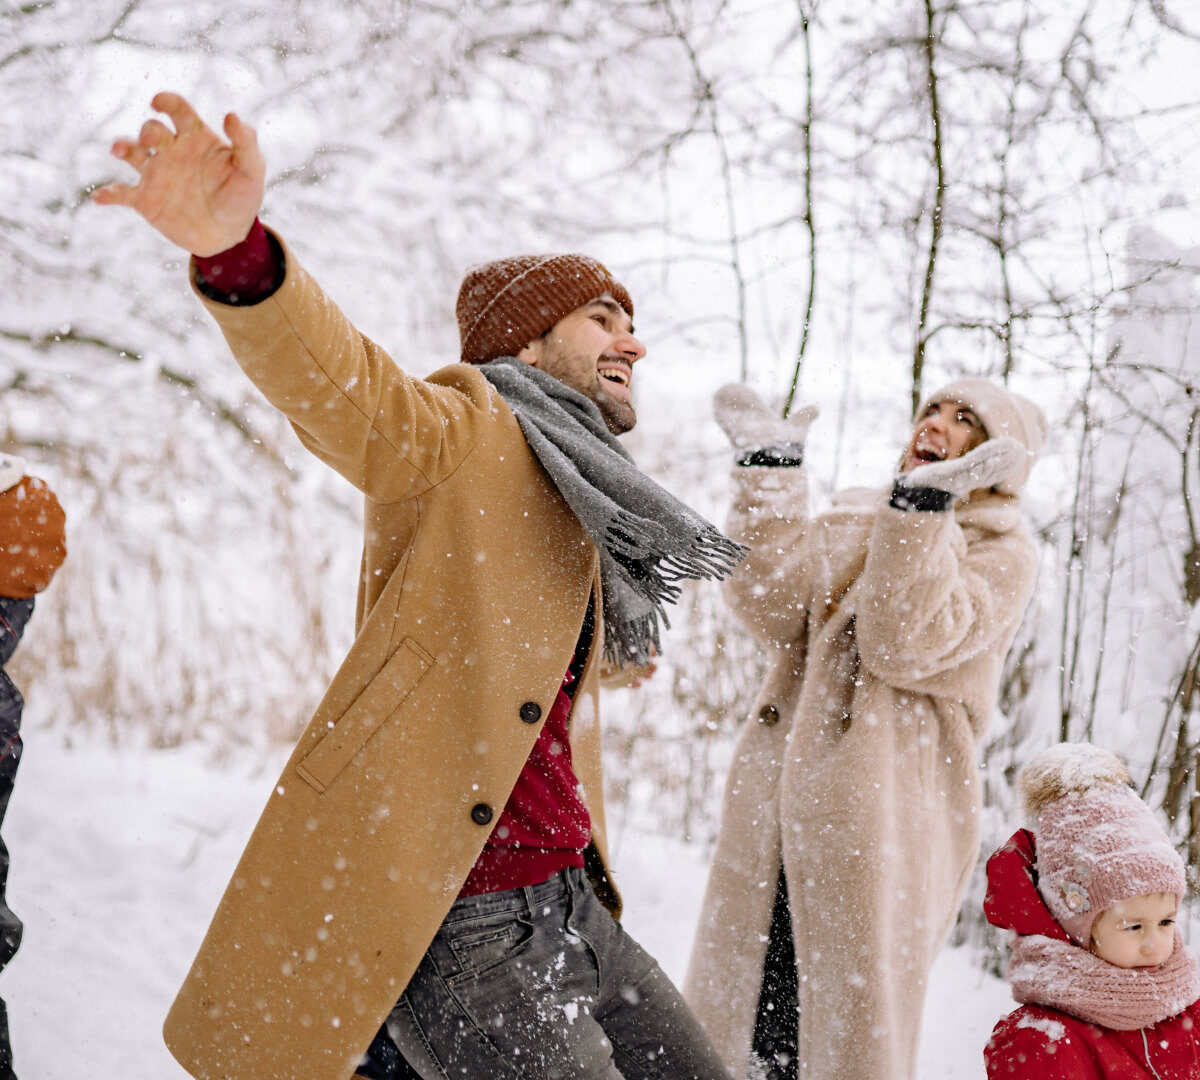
[480,357,747,667]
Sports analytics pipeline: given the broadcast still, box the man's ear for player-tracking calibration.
[515,340,540,366]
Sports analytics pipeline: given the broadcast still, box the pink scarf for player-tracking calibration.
[1008,930,1200,1030]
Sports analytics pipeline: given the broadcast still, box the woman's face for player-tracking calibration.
[1090,892,1178,969]
[900,399,987,474]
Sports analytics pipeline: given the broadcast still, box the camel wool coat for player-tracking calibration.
[684,461,1037,1080]
[162,236,620,1080]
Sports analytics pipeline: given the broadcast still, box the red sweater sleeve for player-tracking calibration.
[193,218,282,304]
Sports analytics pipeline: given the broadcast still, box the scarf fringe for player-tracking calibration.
[604,518,748,584]
[603,610,665,668]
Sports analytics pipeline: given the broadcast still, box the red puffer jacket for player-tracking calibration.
[983,830,1200,1079]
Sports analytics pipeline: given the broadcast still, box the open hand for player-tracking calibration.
[93,92,265,257]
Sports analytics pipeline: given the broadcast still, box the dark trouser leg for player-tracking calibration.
[750,868,798,1080]
[579,870,732,1080]
[385,868,731,1080]
[0,723,22,1080]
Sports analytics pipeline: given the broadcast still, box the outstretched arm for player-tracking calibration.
[96,93,488,501]
[93,92,265,257]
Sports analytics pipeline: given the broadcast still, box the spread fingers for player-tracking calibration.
[138,119,176,156]
[91,181,137,207]
[151,91,207,137]
[110,137,150,171]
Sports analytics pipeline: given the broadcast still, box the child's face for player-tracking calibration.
[1089,892,1179,968]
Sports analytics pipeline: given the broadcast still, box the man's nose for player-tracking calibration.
[614,331,646,362]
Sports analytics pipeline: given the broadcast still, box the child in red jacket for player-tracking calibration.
[984,743,1200,1079]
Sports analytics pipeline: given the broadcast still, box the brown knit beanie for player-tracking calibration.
[1020,743,1186,947]
[919,377,1048,495]
[0,474,67,598]
[456,254,633,364]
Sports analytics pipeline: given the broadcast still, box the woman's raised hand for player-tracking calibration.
[713,383,819,454]
[903,436,1028,498]
[93,92,266,257]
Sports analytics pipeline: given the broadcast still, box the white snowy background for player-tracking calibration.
[5,0,1200,1076]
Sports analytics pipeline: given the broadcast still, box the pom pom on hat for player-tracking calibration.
[1019,743,1131,814]
[456,254,633,364]
[1019,743,1186,947]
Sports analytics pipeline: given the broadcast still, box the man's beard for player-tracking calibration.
[593,383,637,435]
[536,342,637,435]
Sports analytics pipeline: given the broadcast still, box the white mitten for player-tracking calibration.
[0,454,25,495]
[902,436,1028,501]
[712,383,818,459]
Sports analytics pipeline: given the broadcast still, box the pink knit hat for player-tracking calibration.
[1020,743,1186,946]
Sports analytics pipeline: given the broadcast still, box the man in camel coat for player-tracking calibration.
[684,379,1046,1080]
[95,93,742,1080]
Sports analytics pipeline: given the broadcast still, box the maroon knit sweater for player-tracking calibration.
[195,223,591,897]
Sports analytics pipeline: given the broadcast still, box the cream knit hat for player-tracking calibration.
[919,377,1048,495]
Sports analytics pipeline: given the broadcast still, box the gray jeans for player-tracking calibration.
[384,866,731,1080]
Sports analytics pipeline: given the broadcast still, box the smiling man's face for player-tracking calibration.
[517,293,645,435]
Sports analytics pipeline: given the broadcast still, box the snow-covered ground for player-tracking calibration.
[4,726,1014,1078]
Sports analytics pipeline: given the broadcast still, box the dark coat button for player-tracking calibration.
[758,704,781,726]
[470,803,494,826]
[519,701,542,724]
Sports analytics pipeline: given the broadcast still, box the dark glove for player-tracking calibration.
[892,436,1027,511]
[713,384,818,466]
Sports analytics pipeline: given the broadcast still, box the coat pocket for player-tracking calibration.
[295,637,435,794]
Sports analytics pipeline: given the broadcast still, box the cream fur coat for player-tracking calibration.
[684,461,1037,1080]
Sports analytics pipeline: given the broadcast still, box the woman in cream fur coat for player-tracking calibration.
[684,377,1046,1080]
